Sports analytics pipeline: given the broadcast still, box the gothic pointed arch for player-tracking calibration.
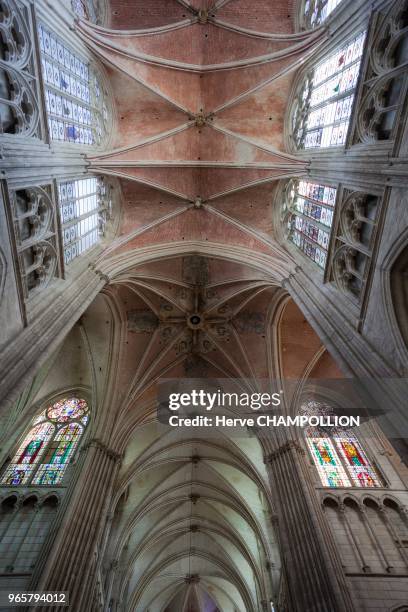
[0,396,90,486]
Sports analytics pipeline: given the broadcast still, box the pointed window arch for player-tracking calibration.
[282,178,338,269]
[303,401,382,488]
[0,397,89,486]
[291,31,366,149]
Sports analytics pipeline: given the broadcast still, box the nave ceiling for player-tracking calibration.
[0,0,407,612]
[18,251,340,612]
[17,1,338,610]
[73,0,326,280]
[71,2,333,609]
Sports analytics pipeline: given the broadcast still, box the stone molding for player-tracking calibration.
[265,440,306,463]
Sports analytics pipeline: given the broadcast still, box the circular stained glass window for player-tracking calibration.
[47,398,88,423]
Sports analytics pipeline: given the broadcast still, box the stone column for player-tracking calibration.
[286,268,408,463]
[34,439,121,612]
[265,441,355,612]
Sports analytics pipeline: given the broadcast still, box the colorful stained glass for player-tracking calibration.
[47,398,87,422]
[286,179,337,269]
[294,32,366,150]
[33,465,65,486]
[0,423,55,485]
[307,437,351,487]
[304,402,381,488]
[335,436,381,487]
[32,423,83,485]
[37,23,108,146]
[1,398,88,486]
[1,465,35,486]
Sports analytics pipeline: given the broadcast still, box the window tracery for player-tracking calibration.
[0,397,89,486]
[327,189,380,302]
[72,0,88,19]
[37,23,108,146]
[10,186,60,299]
[291,31,366,149]
[303,401,382,488]
[58,176,112,264]
[282,178,337,269]
[352,0,408,144]
[0,0,39,136]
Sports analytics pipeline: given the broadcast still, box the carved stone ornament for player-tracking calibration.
[339,191,376,246]
[332,244,364,298]
[0,0,39,136]
[355,0,408,143]
[12,186,54,244]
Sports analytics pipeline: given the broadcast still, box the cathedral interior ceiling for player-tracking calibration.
[73,4,330,607]
[23,2,336,608]
[75,260,332,610]
[3,1,408,610]
[74,0,327,286]
[20,255,334,611]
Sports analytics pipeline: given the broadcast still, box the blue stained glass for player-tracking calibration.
[38,23,108,146]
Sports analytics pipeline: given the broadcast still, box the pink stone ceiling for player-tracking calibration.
[78,1,328,377]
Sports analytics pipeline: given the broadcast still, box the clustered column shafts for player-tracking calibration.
[35,440,121,612]
[265,441,355,612]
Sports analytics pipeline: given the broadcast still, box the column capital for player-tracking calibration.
[83,438,122,463]
[91,267,110,284]
[264,440,306,463]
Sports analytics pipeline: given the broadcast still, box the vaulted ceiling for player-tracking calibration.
[70,1,333,610]
[75,0,326,278]
[26,256,341,612]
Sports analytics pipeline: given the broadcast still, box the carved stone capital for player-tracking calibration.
[265,440,306,463]
[93,269,110,284]
[83,438,122,463]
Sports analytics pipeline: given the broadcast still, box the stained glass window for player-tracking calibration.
[37,23,108,146]
[304,402,381,488]
[334,436,381,487]
[303,0,343,27]
[58,177,112,264]
[0,398,88,486]
[292,32,366,149]
[283,178,337,269]
[306,436,351,487]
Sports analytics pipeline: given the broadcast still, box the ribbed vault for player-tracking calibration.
[76,1,328,610]
[96,254,284,611]
[109,430,279,612]
[74,0,326,274]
